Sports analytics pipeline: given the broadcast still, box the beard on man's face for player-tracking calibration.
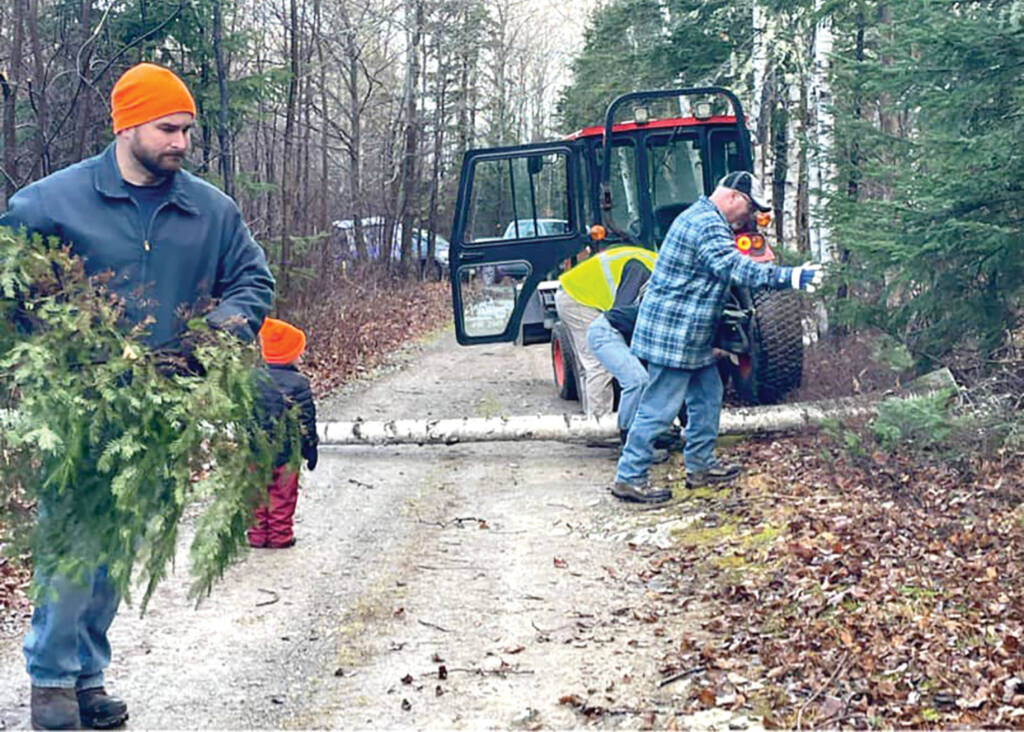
[131,138,185,178]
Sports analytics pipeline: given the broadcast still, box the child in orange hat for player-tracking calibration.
[249,318,319,548]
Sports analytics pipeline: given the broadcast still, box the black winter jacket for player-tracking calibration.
[256,364,319,470]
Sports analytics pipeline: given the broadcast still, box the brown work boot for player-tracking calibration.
[78,687,129,729]
[30,686,81,730]
[610,480,672,504]
[685,462,741,488]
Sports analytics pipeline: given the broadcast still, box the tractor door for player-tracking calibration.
[449,142,589,345]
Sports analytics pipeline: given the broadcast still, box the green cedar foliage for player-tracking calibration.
[827,0,1024,366]
[0,226,294,611]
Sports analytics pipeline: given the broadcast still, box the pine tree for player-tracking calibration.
[827,0,1024,366]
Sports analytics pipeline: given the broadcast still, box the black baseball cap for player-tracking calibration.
[718,171,771,212]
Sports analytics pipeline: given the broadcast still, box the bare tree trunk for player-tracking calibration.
[425,29,447,281]
[807,0,834,264]
[301,70,312,236]
[340,2,368,261]
[395,0,423,275]
[280,0,300,299]
[317,370,957,446]
[198,60,212,175]
[27,0,50,178]
[73,0,94,161]
[1,0,24,202]
[315,0,328,234]
[212,0,234,197]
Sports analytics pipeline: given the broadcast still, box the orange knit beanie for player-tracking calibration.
[259,318,307,366]
[110,63,197,133]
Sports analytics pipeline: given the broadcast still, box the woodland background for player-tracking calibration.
[1,3,1022,725]
[1,0,1021,372]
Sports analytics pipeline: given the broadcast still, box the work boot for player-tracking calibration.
[610,480,672,504]
[685,462,741,489]
[77,687,129,729]
[30,686,80,730]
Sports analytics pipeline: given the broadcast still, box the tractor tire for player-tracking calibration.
[733,289,803,404]
[551,321,579,401]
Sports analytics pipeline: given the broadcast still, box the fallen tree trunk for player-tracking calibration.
[319,368,957,447]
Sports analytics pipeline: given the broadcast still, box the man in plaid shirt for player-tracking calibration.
[612,172,825,504]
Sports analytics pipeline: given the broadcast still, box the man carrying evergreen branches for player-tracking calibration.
[1,63,274,730]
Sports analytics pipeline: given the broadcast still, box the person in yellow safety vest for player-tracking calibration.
[554,245,657,417]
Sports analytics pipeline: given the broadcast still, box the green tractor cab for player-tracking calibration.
[448,87,803,405]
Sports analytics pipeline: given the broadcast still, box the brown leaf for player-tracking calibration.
[698,687,717,708]
[788,541,816,561]
[819,695,844,720]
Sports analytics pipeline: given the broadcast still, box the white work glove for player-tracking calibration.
[790,262,825,293]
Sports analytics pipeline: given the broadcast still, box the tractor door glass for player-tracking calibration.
[464,153,570,244]
[708,129,743,183]
[594,141,639,238]
[457,265,529,337]
[646,133,702,242]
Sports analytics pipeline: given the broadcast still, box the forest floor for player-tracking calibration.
[0,284,1021,729]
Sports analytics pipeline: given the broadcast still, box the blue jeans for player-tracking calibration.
[23,565,120,689]
[615,362,723,485]
[586,315,649,431]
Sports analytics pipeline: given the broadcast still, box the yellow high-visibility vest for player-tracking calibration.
[558,245,657,311]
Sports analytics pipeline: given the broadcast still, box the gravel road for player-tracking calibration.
[0,329,748,730]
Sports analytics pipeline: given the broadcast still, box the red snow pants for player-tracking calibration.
[247,466,299,548]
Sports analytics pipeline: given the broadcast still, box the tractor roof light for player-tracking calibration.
[693,101,714,120]
[755,210,772,228]
[589,224,607,241]
[633,106,650,124]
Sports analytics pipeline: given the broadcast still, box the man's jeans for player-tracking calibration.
[615,361,723,485]
[586,315,649,431]
[23,565,119,689]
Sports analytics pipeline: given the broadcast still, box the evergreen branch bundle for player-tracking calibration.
[0,226,293,611]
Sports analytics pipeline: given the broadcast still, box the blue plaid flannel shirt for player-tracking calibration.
[631,197,789,370]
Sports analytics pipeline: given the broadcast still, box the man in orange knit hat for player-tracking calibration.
[1,63,274,729]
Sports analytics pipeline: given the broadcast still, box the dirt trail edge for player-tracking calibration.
[0,330,751,730]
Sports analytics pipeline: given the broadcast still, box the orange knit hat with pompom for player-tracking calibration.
[110,63,197,133]
[259,318,307,366]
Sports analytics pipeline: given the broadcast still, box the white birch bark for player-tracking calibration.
[317,369,957,446]
[807,0,834,263]
[749,1,769,184]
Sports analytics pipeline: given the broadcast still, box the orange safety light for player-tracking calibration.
[755,211,772,228]
[736,234,752,252]
[589,224,607,241]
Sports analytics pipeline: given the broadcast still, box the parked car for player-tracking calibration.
[411,230,450,278]
[501,218,570,239]
[482,218,571,281]
[332,217,449,276]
